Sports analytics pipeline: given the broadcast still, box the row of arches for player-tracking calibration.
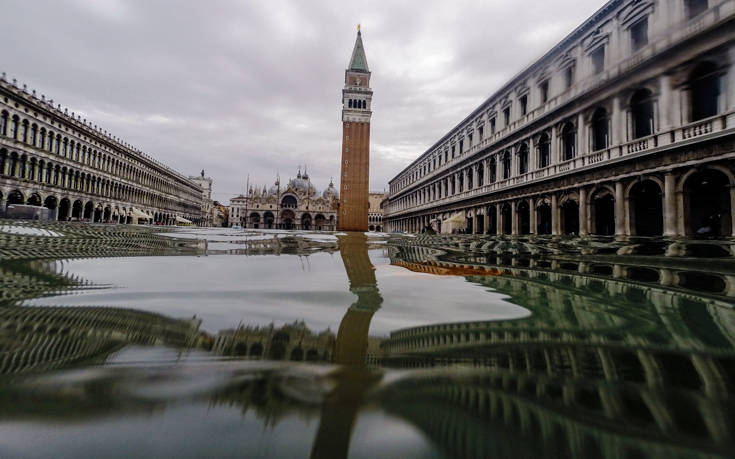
[391,60,724,209]
[243,211,335,230]
[0,110,196,199]
[0,148,199,215]
[347,99,367,109]
[396,166,733,237]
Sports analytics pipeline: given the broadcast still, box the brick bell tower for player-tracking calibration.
[338,25,372,232]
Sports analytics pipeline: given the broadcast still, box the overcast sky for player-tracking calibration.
[0,0,605,202]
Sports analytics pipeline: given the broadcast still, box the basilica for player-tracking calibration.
[228,168,338,230]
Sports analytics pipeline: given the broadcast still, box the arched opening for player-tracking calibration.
[301,213,312,230]
[7,190,24,205]
[630,180,663,236]
[26,193,42,207]
[249,342,263,357]
[94,207,102,223]
[281,195,297,208]
[684,169,731,236]
[306,349,319,361]
[592,191,615,235]
[487,205,497,234]
[561,121,576,160]
[58,198,71,221]
[466,213,473,234]
[501,203,512,235]
[72,200,83,220]
[537,203,552,235]
[103,206,111,222]
[269,332,290,360]
[538,132,551,168]
[561,199,579,235]
[263,211,275,229]
[249,212,260,229]
[290,347,304,361]
[489,157,497,182]
[517,143,529,175]
[475,213,484,234]
[281,210,295,230]
[502,151,512,179]
[591,108,609,151]
[84,201,94,220]
[690,61,720,122]
[314,214,326,230]
[630,88,654,139]
[43,195,57,210]
[517,201,531,234]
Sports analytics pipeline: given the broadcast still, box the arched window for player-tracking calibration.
[690,61,720,121]
[348,99,353,108]
[10,115,19,139]
[0,111,7,136]
[21,120,29,143]
[489,157,497,183]
[517,143,529,174]
[630,88,654,139]
[561,121,576,160]
[538,132,550,168]
[477,165,484,187]
[502,151,512,179]
[54,134,61,153]
[591,108,609,151]
[30,124,37,146]
[363,100,367,109]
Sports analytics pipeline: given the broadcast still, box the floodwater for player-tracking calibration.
[0,222,733,458]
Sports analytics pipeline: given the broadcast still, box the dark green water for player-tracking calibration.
[0,221,733,458]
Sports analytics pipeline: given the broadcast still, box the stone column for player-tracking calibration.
[529,198,536,234]
[496,205,502,235]
[615,181,626,236]
[511,201,518,235]
[579,186,588,236]
[663,172,677,237]
[550,126,558,164]
[577,112,587,158]
[551,194,559,235]
[611,95,623,147]
[659,74,673,133]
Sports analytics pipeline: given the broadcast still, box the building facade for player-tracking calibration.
[368,191,385,231]
[384,0,735,237]
[0,75,202,224]
[189,171,213,226]
[338,27,373,231]
[228,168,338,230]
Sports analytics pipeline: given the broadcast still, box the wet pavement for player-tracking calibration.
[0,221,733,458]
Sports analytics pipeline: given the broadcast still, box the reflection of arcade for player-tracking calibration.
[0,306,202,375]
[377,242,735,458]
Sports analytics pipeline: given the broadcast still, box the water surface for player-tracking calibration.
[0,222,733,458]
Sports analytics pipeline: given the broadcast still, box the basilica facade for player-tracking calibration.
[229,168,338,230]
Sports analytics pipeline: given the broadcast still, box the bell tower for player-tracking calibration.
[338,25,372,232]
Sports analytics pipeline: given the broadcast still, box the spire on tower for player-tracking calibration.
[348,27,369,72]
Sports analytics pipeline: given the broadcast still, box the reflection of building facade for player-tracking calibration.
[368,192,385,232]
[213,321,336,362]
[228,168,338,230]
[0,75,202,224]
[211,200,228,227]
[188,171,213,226]
[385,0,735,238]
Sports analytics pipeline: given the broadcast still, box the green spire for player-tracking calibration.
[348,28,369,72]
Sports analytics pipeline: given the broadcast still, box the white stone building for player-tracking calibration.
[385,0,735,238]
[229,168,338,230]
[188,171,213,226]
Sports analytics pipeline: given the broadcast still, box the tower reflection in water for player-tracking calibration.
[0,227,734,458]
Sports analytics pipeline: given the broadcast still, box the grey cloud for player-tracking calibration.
[1,0,604,201]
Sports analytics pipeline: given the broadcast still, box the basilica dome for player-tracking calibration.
[288,169,317,196]
[322,180,339,200]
